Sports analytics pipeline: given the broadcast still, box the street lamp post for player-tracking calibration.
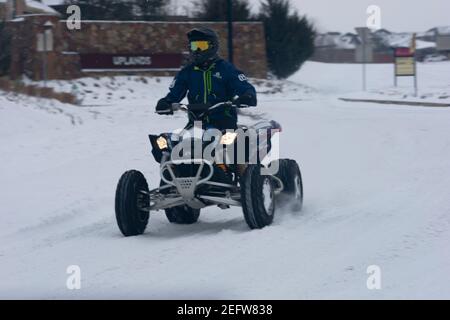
[42,21,54,88]
[227,0,233,63]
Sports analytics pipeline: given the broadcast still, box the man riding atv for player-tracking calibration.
[155,27,257,130]
[112,27,303,236]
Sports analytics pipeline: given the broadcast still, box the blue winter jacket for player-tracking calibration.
[164,58,257,129]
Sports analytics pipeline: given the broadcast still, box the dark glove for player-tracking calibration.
[155,98,173,115]
[233,92,255,108]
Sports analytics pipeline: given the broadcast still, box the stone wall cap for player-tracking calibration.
[59,20,264,25]
[17,13,59,18]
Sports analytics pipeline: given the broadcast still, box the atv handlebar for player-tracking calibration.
[172,100,248,113]
[156,98,250,115]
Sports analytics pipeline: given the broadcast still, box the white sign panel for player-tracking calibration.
[45,29,54,52]
[355,45,374,63]
[37,33,45,52]
[36,31,54,52]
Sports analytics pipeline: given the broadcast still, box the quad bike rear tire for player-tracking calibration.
[115,170,150,236]
[274,159,303,212]
[241,164,275,229]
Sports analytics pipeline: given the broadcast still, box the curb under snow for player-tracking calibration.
[339,98,450,108]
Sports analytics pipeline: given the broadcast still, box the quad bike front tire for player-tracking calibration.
[241,164,276,229]
[165,205,200,224]
[115,170,150,236]
[274,159,303,212]
[159,180,200,224]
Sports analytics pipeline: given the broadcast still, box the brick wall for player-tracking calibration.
[8,15,62,80]
[311,47,437,63]
[0,3,5,21]
[0,0,27,20]
[8,17,268,80]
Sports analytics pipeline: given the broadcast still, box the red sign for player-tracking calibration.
[80,53,184,70]
[394,47,413,57]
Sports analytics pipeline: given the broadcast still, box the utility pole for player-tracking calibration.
[227,0,234,63]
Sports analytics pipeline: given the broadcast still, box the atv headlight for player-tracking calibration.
[156,136,168,149]
[220,132,238,145]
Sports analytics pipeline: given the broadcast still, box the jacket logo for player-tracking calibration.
[169,79,176,88]
[213,72,222,79]
[238,74,247,81]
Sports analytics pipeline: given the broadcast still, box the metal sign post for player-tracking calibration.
[412,33,418,97]
[355,27,373,91]
[363,39,366,91]
[414,58,418,97]
[394,63,397,87]
[393,34,418,97]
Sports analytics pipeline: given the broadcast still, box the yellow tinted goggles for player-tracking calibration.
[190,41,210,51]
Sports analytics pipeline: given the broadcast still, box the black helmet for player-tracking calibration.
[187,27,219,65]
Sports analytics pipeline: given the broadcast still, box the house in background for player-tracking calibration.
[311,27,441,63]
[435,27,450,58]
[0,0,59,20]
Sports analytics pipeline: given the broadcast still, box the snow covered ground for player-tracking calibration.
[294,61,450,103]
[1,61,450,299]
[22,75,316,106]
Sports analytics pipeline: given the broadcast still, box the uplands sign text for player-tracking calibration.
[80,53,185,71]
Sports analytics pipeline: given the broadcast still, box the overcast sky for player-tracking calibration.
[43,0,449,33]
[250,0,450,33]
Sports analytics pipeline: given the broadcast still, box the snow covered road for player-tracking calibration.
[1,63,450,299]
